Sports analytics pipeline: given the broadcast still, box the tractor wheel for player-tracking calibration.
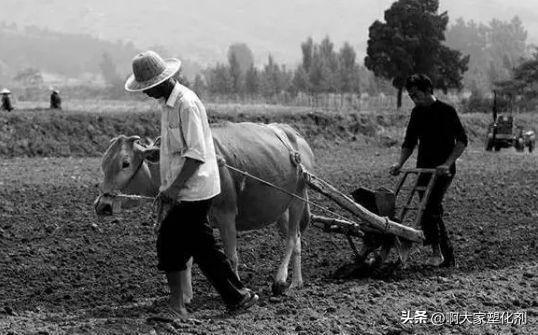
[515,138,525,152]
[529,142,535,153]
[494,144,501,152]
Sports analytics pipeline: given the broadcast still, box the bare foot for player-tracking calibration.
[169,303,188,318]
[148,303,188,323]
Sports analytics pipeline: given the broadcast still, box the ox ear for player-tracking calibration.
[143,147,160,163]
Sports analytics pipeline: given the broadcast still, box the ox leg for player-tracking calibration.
[273,202,304,295]
[180,258,193,304]
[272,210,292,295]
[290,232,303,289]
[290,196,310,289]
[214,211,240,278]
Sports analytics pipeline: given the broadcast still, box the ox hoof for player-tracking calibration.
[271,281,291,296]
[290,281,303,289]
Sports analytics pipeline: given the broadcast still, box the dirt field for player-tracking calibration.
[1,137,536,335]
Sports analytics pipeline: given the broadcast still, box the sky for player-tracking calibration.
[1,0,537,65]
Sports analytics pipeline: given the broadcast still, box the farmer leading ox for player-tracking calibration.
[95,50,314,319]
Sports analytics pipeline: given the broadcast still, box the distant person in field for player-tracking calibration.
[389,73,468,268]
[50,89,62,109]
[125,50,258,320]
[1,88,14,111]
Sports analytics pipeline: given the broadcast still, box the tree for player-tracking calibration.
[318,36,339,92]
[338,42,357,93]
[487,17,528,84]
[291,66,310,95]
[301,37,314,73]
[193,74,206,96]
[445,18,489,91]
[228,52,242,94]
[206,63,233,95]
[489,17,527,69]
[260,55,281,97]
[496,48,538,99]
[433,45,469,93]
[279,65,294,96]
[308,53,325,95]
[244,65,260,96]
[445,16,528,92]
[227,43,254,75]
[99,52,121,86]
[174,71,191,88]
[364,0,469,107]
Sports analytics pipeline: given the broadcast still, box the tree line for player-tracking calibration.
[191,0,482,108]
[445,16,530,95]
[190,39,385,101]
[2,0,536,110]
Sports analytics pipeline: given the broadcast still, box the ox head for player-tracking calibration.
[94,135,160,216]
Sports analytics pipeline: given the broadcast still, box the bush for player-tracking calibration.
[461,91,492,114]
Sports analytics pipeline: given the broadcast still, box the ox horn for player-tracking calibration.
[127,135,141,142]
[109,135,120,143]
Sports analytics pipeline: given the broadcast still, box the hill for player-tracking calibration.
[1,102,536,157]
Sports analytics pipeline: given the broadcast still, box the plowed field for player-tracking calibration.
[1,129,537,334]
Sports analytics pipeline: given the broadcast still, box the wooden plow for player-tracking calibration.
[99,163,438,264]
[304,168,439,261]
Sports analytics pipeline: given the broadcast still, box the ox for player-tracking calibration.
[94,122,315,300]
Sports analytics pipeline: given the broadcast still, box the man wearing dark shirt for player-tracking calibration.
[1,89,14,111]
[390,74,467,267]
[50,89,62,109]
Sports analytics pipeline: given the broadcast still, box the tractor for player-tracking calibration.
[485,90,535,152]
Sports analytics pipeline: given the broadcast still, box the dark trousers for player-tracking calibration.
[157,199,245,306]
[417,174,454,259]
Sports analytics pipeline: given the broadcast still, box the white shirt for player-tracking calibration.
[159,83,221,201]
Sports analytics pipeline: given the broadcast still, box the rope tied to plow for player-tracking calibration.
[101,161,354,234]
[100,125,355,231]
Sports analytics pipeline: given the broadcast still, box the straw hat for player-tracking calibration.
[1,88,11,94]
[125,50,181,92]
